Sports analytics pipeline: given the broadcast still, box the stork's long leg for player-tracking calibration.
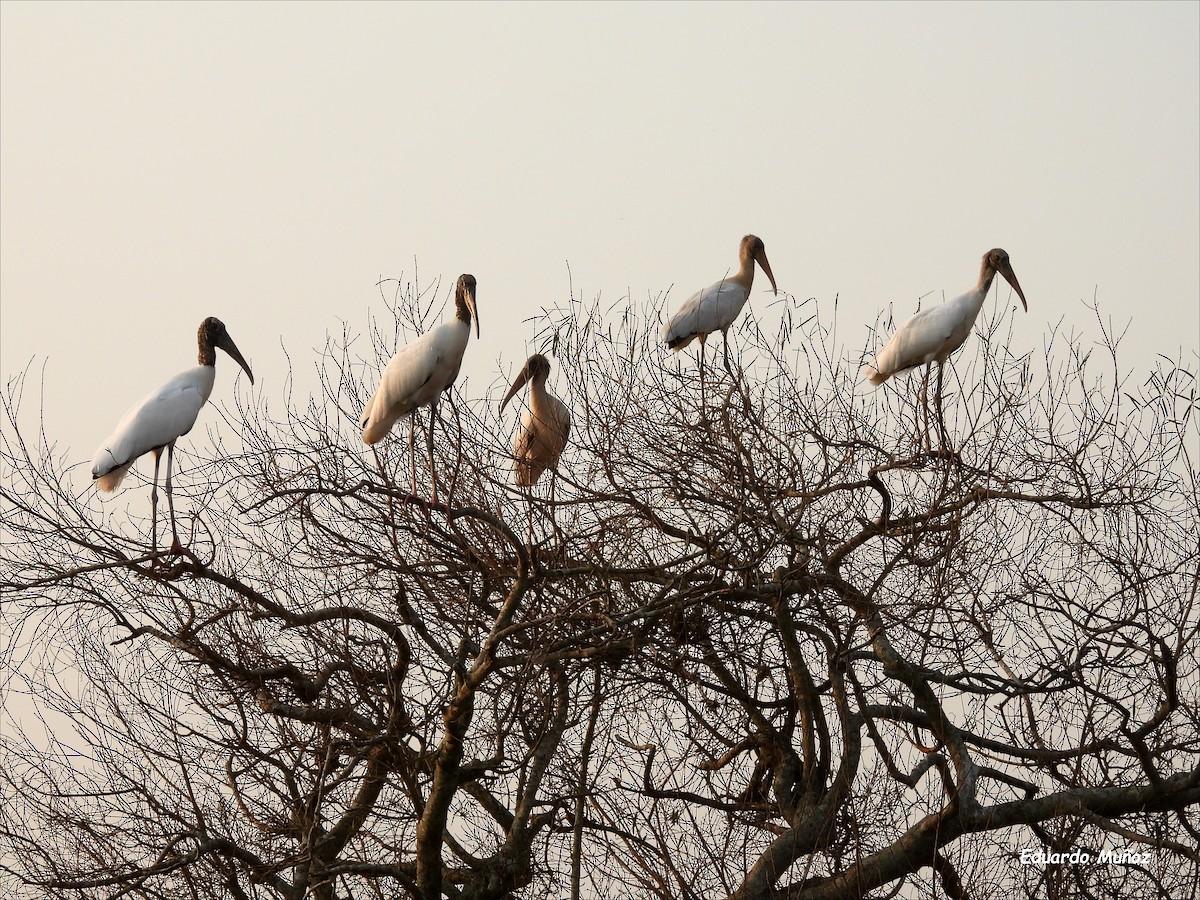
[918,364,932,455]
[697,334,708,411]
[149,446,163,553]
[548,468,566,554]
[936,362,945,453]
[408,416,417,496]
[445,393,461,511]
[524,473,562,552]
[722,328,733,376]
[934,361,953,455]
[427,400,440,506]
[164,441,183,553]
[524,485,534,546]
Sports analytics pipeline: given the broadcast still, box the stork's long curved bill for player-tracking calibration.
[756,248,778,296]
[500,361,532,413]
[998,259,1027,311]
[466,281,480,338]
[216,333,255,384]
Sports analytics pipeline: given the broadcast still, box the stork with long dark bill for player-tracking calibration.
[861,248,1027,454]
[361,273,479,505]
[500,353,571,488]
[500,352,571,542]
[91,317,254,555]
[662,234,778,402]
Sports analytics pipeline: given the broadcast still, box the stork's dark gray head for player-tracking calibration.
[200,317,226,345]
[500,353,553,413]
[982,249,1027,312]
[455,274,480,338]
[739,234,778,296]
[198,317,255,383]
[983,249,1010,269]
[525,353,552,382]
[740,235,766,257]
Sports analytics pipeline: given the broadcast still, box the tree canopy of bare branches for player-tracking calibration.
[2,281,1197,900]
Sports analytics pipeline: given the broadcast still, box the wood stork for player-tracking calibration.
[861,248,1027,453]
[501,353,571,543]
[361,273,478,504]
[90,317,254,554]
[662,234,778,396]
[500,354,571,486]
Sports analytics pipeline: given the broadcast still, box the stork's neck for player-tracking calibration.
[197,334,216,367]
[977,258,998,297]
[528,372,552,411]
[455,293,472,327]
[736,250,758,291]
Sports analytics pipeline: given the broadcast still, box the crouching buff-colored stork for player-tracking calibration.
[861,248,1027,454]
[501,354,571,486]
[361,274,479,504]
[91,317,254,554]
[662,234,778,399]
[500,353,571,541]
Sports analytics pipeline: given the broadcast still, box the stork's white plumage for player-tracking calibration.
[862,248,1027,451]
[662,234,778,380]
[501,354,571,487]
[91,317,254,553]
[361,274,478,503]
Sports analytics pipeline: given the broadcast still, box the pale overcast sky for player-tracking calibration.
[2,1,1197,484]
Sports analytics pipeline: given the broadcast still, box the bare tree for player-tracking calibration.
[2,277,1197,900]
